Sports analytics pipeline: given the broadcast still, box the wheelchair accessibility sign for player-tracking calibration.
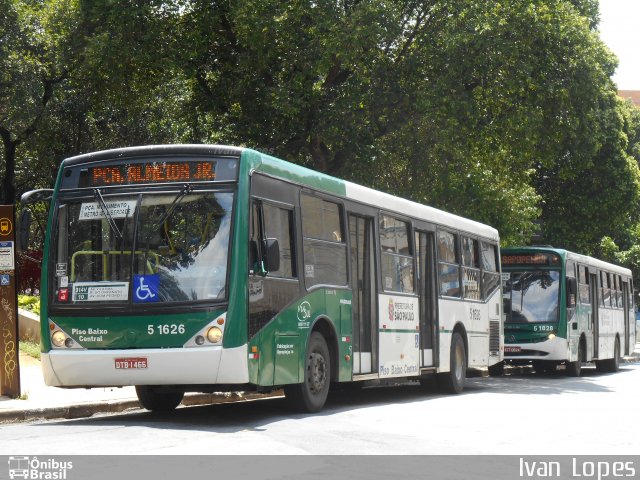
[133,274,160,303]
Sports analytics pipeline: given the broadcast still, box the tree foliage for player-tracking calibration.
[0,0,85,203]
[3,0,640,268]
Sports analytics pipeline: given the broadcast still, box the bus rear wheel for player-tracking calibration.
[284,332,331,413]
[597,337,620,373]
[136,386,184,413]
[437,332,466,394]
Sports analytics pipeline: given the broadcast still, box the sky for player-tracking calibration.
[598,0,640,90]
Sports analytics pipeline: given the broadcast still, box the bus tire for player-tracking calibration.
[488,362,504,377]
[284,332,331,413]
[437,332,466,394]
[603,337,621,373]
[566,341,583,377]
[135,385,184,412]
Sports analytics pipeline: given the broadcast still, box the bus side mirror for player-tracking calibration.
[20,188,53,204]
[567,277,577,307]
[17,209,32,253]
[264,238,280,273]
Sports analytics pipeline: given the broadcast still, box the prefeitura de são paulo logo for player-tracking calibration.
[7,456,73,479]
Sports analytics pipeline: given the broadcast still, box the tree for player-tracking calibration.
[7,0,636,257]
[14,0,195,198]
[0,0,84,204]
[159,1,626,244]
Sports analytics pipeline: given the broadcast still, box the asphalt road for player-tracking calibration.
[1,364,638,455]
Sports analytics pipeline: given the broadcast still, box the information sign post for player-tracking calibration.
[0,204,20,398]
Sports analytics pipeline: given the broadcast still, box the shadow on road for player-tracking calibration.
[34,364,637,434]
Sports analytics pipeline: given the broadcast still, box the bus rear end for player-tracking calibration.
[37,145,249,410]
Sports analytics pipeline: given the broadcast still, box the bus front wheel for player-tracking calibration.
[437,332,467,394]
[284,332,331,413]
[136,385,184,413]
[566,341,583,377]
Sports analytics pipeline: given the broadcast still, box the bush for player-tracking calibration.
[18,295,40,315]
[19,341,41,360]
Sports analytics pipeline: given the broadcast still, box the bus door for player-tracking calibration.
[348,214,377,374]
[623,281,631,355]
[590,272,599,358]
[416,230,437,367]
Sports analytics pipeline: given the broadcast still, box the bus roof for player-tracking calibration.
[253,149,499,242]
[58,144,499,242]
[344,181,499,242]
[502,246,632,276]
[60,144,245,167]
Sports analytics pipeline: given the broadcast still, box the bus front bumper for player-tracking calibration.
[41,345,249,387]
[503,336,568,363]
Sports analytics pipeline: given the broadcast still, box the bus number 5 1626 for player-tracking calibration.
[148,325,186,335]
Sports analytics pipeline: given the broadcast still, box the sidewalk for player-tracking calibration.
[0,352,272,424]
[2,344,639,424]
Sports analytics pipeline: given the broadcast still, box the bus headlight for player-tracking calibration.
[548,333,556,340]
[206,327,223,344]
[52,330,66,347]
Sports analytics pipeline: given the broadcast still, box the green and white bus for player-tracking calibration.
[501,247,635,376]
[23,145,503,412]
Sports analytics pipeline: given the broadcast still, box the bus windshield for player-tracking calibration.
[503,270,560,323]
[52,189,234,305]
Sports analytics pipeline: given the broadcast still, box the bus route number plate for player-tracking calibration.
[115,357,148,369]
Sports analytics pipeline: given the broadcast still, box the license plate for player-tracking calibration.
[504,346,521,354]
[114,357,148,369]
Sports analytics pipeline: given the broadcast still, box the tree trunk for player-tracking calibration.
[0,133,17,205]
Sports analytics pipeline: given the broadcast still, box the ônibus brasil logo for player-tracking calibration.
[7,456,73,480]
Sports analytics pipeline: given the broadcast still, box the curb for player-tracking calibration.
[0,391,284,424]
[0,399,141,424]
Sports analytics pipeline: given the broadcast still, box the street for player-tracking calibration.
[1,364,638,455]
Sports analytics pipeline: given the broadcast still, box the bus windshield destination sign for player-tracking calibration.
[501,253,560,266]
[83,160,218,187]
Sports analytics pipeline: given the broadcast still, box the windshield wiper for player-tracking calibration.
[94,188,122,239]
[141,184,194,269]
[150,184,193,232]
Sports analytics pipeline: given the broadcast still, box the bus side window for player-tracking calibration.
[578,266,590,304]
[301,193,347,287]
[617,275,623,308]
[437,230,460,298]
[566,260,576,307]
[600,272,611,308]
[480,242,500,300]
[378,215,414,293]
[250,199,296,278]
[262,203,296,279]
[461,236,480,300]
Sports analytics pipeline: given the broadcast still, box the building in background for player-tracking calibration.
[618,90,640,106]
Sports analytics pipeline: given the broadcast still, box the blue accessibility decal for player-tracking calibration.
[133,274,160,303]
[0,274,9,286]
